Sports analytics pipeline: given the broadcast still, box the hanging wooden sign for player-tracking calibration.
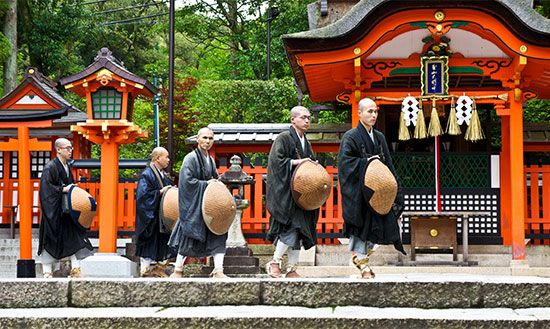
[421,56,449,96]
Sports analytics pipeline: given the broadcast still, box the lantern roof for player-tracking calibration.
[59,47,157,97]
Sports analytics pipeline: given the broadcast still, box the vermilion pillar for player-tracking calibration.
[98,142,119,253]
[17,126,32,261]
[351,92,360,127]
[0,121,51,277]
[508,90,526,260]
[499,112,511,245]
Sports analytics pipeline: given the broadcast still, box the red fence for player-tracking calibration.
[524,164,550,244]
[2,164,549,245]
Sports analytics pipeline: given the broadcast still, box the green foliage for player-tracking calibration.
[535,0,550,17]
[523,99,550,123]
[189,78,301,127]
[119,97,156,161]
[265,0,311,78]
[156,77,201,167]
[175,0,311,80]
[0,33,10,64]
[18,0,94,77]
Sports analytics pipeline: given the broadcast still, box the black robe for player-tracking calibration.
[168,148,226,257]
[266,126,319,250]
[38,157,93,259]
[337,123,405,254]
[135,164,175,261]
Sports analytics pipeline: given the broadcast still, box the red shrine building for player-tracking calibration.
[202,0,550,262]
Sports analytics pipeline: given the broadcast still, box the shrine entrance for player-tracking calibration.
[282,0,550,261]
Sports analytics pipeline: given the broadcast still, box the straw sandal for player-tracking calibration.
[351,254,375,279]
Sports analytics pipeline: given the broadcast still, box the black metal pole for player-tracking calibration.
[167,0,175,173]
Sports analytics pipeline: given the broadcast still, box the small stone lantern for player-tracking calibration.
[218,155,259,274]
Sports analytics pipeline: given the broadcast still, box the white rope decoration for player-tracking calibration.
[456,95,473,126]
[401,96,420,127]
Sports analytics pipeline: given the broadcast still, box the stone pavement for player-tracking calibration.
[0,272,549,328]
[0,305,548,328]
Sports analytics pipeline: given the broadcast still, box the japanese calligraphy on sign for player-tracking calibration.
[421,56,449,96]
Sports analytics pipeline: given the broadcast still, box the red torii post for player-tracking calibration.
[0,123,51,277]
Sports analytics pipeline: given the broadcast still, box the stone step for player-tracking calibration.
[223,255,260,267]
[297,265,550,278]
[1,276,549,309]
[0,239,40,247]
[0,306,548,328]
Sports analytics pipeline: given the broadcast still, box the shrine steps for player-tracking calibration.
[0,277,549,328]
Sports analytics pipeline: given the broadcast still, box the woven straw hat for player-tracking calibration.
[363,157,397,215]
[160,186,179,233]
[202,180,236,235]
[67,185,97,229]
[291,160,332,210]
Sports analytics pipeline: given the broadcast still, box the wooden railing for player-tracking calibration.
[1,164,548,245]
[217,165,343,244]
[524,164,550,244]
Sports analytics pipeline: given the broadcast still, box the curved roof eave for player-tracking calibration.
[0,107,69,122]
[283,0,550,50]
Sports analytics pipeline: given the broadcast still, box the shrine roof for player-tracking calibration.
[0,107,68,122]
[0,68,79,112]
[59,48,157,94]
[0,68,86,125]
[285,0,550,48]
[284,0,550,100]
[524,122,550,143]
[185,123,350,144]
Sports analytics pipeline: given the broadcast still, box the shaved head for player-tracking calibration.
[358,98,377,113]
[290,106,309,119]
[54,138,71,149]
[197,127,213,137]
[150,146,168,161]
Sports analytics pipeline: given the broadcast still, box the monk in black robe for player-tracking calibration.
[265,106,319,278]
[169,127,228,278]
[135,146,175,277]
[38,138,92,278]
[338,98,405,279]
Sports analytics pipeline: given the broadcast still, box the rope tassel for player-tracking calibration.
[414,100,427,139]
[446,97,461,135]
[398,111,411,141]
[428,98,443,137]
[465,100,485,142]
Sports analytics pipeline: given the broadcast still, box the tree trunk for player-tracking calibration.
[3,0,17,95]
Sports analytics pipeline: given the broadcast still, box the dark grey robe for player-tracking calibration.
[38,157,92,259]
[135,164,175,261]
[266,126,319,250]
[168,149,226,257]
[338,123,405,254]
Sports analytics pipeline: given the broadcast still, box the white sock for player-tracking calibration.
[355,252,369,261]
[40,250,56,273]
[140,257,152,273]
[42,262,53,274]
[174,254,186,271]
[213,253,225,270]
[273,240,290,263]
[70,255,80,269]
[287,249,300,267]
